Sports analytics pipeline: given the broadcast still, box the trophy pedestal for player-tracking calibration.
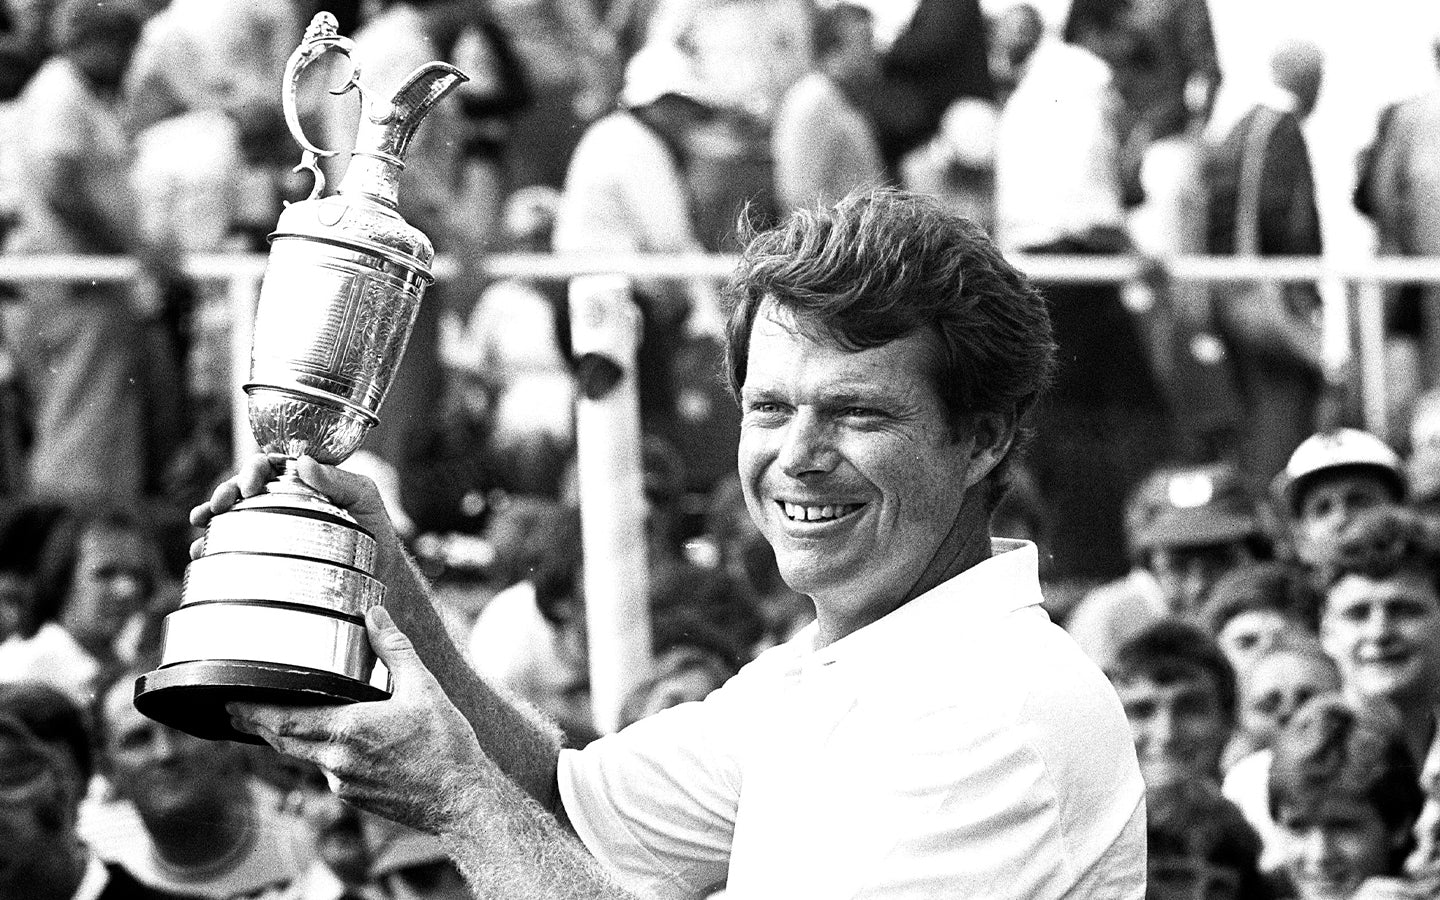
[134,659,389,745]
[135,479,392,744]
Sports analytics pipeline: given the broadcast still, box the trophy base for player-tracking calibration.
[133,660,390,745]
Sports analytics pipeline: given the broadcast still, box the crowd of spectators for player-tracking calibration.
[3,0,1440,897]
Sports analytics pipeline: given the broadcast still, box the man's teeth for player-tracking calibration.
[782,502,858,521]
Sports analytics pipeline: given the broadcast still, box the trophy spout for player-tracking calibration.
[339,62,469,208]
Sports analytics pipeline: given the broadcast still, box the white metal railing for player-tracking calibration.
[0,251,1428,441]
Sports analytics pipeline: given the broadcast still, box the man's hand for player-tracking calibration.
[228,605,486,835]
[190,454,408,584]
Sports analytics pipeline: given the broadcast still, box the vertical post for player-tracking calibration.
[1352,277,1389,441]
[568,274,651,735]
[229,273,261,467]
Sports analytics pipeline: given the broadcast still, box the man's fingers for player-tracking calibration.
[366,606,427,696]
[296,456,382,511]
[228,701,341,743]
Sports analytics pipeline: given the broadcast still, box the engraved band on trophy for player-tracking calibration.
[133,12,467,743]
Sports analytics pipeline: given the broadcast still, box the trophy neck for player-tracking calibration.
[337,153,401,209]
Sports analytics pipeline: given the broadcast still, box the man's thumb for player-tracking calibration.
[366,605,422,683]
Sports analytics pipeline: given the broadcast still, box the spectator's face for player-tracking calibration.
[1146,852,1242,900]
[1216,608,1294,676]
[738,302,989,641]
[1238,651,1339,752]
[1277,796,1397,900]
[0,736,77,892]
[1294,472,1396,570]
[1322,569,1440,707]
[686,0,812,116]
[1115,672,1229,782]
[298,785,371,886]
[101,680,239,822]
[59,525,152,660]
[1150,543,1252,616]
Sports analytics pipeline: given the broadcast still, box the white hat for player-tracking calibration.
[1272,428,1405,514]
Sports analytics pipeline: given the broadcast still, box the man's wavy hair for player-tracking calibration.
[1325,505,1440,590]
[723,190,1057,510]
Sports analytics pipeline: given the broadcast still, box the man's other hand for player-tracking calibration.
[227,605,487,834]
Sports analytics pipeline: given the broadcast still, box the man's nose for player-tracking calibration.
[778,409,837,478]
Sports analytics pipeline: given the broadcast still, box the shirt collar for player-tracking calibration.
[1256,83,1299,114]
[789,539,1044,669]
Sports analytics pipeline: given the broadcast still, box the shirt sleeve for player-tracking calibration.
[558,676,747,899]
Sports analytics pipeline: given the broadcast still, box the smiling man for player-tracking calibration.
[218,189,1145,898]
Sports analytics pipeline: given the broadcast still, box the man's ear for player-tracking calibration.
[960,407,1018,492]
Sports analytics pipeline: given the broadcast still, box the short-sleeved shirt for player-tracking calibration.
[559,540,1147,899]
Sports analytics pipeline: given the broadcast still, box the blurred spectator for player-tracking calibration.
[1144,774,1272,900]
[83,663,314,897]
[846,0,993,168]
[1067,462,1268,669]
[0,680,200,899]
[1206,38,1327,485]
[1201,561,1316,678]
[1,0,185,503]
[492,0,616,191]
[1106,618,1236,786]
[771,2,886,213]
[1222,637,1341,874]
[435,185,574,506]
[0,502,176,705]
[1063,0,1220,194]
[1272,428,1407,588]
[554,44,726,441]
[1354,28,1440,398]
[993,2,1174,583]
[1267,693,1425,900]
[466,501,591,744]
[1318,506,1440,767]
[0,495,66,646]
[899,97,998,234]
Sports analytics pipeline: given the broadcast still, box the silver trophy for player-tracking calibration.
[134,13,466,742]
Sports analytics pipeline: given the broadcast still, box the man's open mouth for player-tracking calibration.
[779,502,863,522]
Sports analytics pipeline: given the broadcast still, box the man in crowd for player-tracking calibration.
[1106,619,1237,787]
[1272,428,1407,587]
[84,664,313,898]
[1268,694,1427,899]
[1067,461,1268,668]
[0,680,199,900]
[215,190,1145,897]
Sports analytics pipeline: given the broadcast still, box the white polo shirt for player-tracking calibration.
[559,540,1147,899]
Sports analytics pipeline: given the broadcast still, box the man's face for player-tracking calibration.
[1293,471,1396,570]
[59,526,152,659]
[1150,542,1252,616]
[0,733,76,892]
[101,680,239,822]
[1321,569,1440,707]
[1237,651,1338,752]
[1115,673,1229,783]
[1277,796,1397,900]
[738,302,986,642]
[1216,608,1293,676]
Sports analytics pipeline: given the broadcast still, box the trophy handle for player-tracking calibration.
[283,12,365,200]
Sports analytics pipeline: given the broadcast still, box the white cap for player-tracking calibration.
[1273,428,1405,513]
